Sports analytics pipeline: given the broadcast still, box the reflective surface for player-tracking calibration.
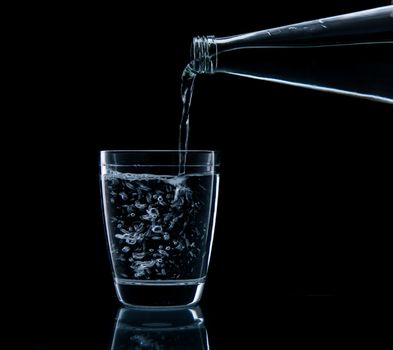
[111,307,209,350]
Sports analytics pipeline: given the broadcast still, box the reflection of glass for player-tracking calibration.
[111,307,209,349]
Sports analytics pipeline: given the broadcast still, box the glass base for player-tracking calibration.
[115,279,205,308]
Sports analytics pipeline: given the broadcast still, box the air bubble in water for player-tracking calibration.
[146,192,152,203]
[119,192,128,200]
[120,228,129,235]
[147,207,159,218]
[126,238,137,245]
[175,242,185,251]
[125,182,134,190]
[135,201,146,209]
[158,249,169,257]
[132,252,145,259]
[152,225,163,233]
[134,223,144,232]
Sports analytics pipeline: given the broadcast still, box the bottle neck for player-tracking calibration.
[191,36,217,74]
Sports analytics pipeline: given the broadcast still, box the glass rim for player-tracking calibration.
[100,150,218,153]
[100,150,219,168]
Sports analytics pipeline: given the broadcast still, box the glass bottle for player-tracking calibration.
[191,6,393,104]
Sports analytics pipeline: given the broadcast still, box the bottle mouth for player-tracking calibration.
[191,36,217,74]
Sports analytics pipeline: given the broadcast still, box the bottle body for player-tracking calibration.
[192,6,393,104]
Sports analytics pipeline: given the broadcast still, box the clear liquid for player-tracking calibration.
[178,64,197,175]
[102,170,218,306]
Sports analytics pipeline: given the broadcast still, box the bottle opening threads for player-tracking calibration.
[191,36,217,74]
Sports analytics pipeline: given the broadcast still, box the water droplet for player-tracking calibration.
[122,246,130,253]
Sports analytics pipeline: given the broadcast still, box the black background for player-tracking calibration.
[11,1,392,348]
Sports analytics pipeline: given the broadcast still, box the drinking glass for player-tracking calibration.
[100,150,219,308]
